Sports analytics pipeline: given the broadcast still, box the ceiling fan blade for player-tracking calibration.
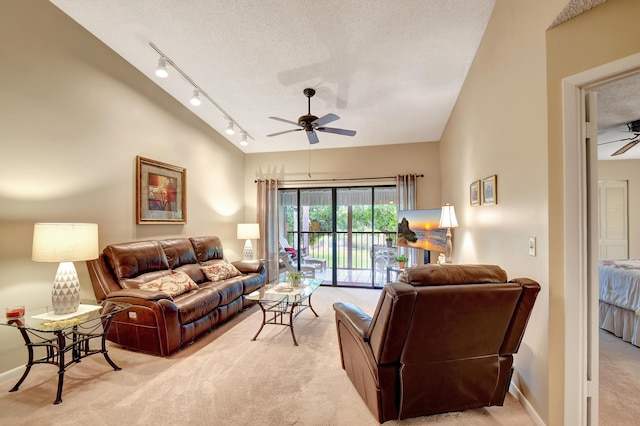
[269,116,300,127]
[306,130,319,144]
[312,113,340,127]
[599,134,639,147]
[267,128,303,137]
[317,126,357,137]
[612,140,640,156]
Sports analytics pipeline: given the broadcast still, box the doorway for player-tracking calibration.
[563,53,640,425]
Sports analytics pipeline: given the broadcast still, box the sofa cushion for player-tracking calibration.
[159,238,198,269]
[190,236,224,262]
[139,271,198,298]
[103,240,170,280]
[202,261,242,282]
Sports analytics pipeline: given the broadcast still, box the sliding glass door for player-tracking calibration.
[278,186,397,288]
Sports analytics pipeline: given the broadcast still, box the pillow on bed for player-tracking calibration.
[139,271,198,297]
[202,261,242,282]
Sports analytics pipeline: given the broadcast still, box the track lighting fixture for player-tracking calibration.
[155,58,168,78]
[149,42,253,146]
[190,90,201,106]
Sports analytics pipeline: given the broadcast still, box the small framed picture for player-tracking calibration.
[482,175,497,205]
[136,156,187,224]
[470,180,480,206]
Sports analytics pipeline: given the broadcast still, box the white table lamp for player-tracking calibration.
[438,204,459,264]
[32,223,99,314]
[237,223,260,260]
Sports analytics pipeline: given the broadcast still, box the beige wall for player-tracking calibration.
[0,2,247,373]
[439,1,566,423]
[244,142,442,219]
[547,0,640,424]
[598,160,640,258]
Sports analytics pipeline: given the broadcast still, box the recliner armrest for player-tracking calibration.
[333,302,372,341]
[232,259,265,274]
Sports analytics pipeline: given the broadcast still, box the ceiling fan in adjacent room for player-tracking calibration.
[601,119,640,156]
[267,88,356,144]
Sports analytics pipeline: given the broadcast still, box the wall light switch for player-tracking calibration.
[528,237,536,257]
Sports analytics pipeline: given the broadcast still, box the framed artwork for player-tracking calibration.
[136,156,186,224]
[470,180,480,206]
[482,175,497,205]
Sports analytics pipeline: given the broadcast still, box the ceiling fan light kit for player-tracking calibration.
[267,87,357,145]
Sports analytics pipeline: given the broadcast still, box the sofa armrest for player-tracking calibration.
[106,288,173,302]
[333,302,372,341]
[232,259,265,275]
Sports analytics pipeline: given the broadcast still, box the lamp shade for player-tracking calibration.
[32,223,99,262]
[237,223,260,240]
[438,205,459,228]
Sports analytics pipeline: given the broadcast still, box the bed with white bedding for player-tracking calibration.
[599,259,640,346]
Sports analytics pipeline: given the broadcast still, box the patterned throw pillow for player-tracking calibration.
[202,261,242,282]
[139,271,198,297]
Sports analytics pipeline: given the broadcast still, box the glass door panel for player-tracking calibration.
[278,186,396,288]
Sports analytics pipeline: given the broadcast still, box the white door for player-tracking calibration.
[598,180,629,259]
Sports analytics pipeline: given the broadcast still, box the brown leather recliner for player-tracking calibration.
[333,264,540,423]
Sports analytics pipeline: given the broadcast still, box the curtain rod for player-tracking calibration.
[255,174,424,183]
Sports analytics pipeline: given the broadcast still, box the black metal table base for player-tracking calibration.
[9,314,120,404]
[251,294,319,346]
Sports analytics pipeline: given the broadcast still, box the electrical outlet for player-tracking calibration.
[528,237,536,257]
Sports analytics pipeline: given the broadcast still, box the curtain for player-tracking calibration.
[396,174,418,265]
[256,179,279,283]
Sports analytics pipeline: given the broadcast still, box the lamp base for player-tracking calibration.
[51,261,81,315]
[445,228,453,264]
[243,239,254,260]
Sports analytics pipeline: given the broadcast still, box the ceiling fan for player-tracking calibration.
[267,88,356,144]
[601,119,640,156]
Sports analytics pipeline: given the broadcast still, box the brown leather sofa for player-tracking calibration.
[333,264,540,422]
[87,236,266,356]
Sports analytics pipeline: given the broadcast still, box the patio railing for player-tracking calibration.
[285,231,395,270]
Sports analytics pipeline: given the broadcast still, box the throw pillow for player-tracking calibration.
[202,261,242,282]
[139,271,198,297]
[284,247,297,259]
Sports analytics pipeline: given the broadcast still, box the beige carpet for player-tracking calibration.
[0,286,533,425]
[600,328,640,425]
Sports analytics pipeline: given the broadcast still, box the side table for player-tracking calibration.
[0,300,130,404]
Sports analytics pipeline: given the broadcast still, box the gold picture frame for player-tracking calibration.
[136,156,186,224]
[470,180,481,206]
[481,175,497,206]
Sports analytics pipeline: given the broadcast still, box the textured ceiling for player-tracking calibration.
[50,1,634,159]
[592,74,640,160]
[550,0,608,28]
[49,0,496,154]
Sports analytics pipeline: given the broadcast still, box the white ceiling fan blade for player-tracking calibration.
[317,126,356,136]
[312,113,340,127]
[306,130,319,144]
[267,128,303,137]
[269,116,300,127]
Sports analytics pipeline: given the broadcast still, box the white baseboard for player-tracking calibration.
[0,366,25,385]
[510,381,546,426]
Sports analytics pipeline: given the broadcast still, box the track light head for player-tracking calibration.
[190,90,201,106]
[155,58,168,78]
[240,133,249,146]
[225,121,236,135]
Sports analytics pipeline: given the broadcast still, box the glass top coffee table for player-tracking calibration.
[246,278,321,346]
[0,300,130,404]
